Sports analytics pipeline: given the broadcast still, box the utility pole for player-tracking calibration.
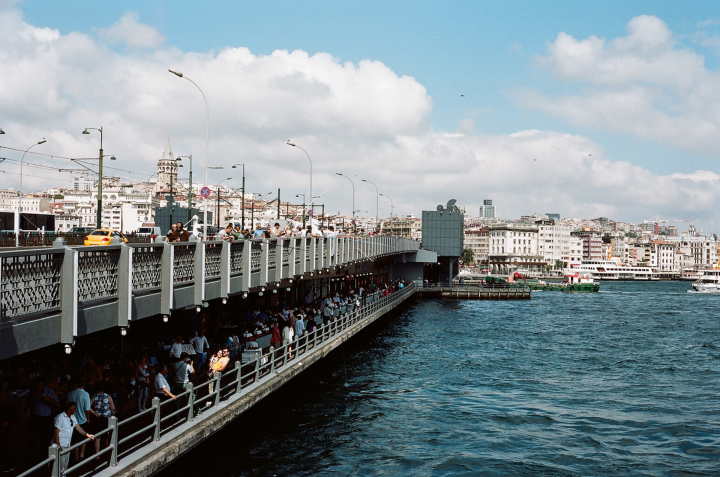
[277,188,281,220]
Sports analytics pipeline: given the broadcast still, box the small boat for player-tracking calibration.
[691,270,720,293]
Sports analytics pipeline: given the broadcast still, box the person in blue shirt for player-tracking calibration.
[66,378,98,461]
[252,224,264,238]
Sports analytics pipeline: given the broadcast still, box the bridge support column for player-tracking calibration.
[194,241,205,307]
[160,243,173,316]
[221,240,230,299]
[59,242,77,347]
[118,243,132,329]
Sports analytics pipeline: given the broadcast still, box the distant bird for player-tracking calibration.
[461,94,464,97]
[533,158,537,161]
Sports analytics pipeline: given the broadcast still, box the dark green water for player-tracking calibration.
[163,281,720,476]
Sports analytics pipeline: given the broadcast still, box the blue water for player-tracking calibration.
[165,281,720,476]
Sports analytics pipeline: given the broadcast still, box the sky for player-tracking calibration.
[3,0,720,231]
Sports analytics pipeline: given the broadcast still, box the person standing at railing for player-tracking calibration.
[153,366,176,402]
[53,402,95,473]
[90,381,115,461]
[67,378,97,462]
[270,322,282,350]
[282,322,295,359]
[135,358,150,412]
[171,353,194,397]
[164,224,177,243]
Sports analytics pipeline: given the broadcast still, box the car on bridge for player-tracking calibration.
[84,229,128,246]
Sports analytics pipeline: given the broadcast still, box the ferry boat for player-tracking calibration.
[570,260,659,280]
[691,270,720,293]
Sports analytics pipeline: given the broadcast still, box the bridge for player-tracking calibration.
[0,235,429,360]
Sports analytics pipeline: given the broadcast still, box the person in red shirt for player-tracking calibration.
[270,322,282,350]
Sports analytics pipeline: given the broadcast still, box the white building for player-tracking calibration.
[488,223,546,275]
[537,221,571,268]
[463,227,489,263]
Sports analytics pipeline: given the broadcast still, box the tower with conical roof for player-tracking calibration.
[156,139,177,194]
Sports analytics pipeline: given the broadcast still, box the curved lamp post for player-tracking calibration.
[361,179,379,231]
[232,163,245,227]
[169,69,210,240]
[82,127,117,229]
[216,177,232,228]
[17,138,47,246]
[379,193,394,232]
[336,173,355,232]
[177,155,193,223]
[286,141,312,221]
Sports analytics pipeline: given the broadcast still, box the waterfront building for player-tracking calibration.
[567,237,583,267]
[488,223,546,275]
[463,227,489,264]
[572,229,603,260]
[479,199,495,219]
[537,220,571,269]
[72,173,94,192]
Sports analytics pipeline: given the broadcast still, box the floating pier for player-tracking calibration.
[417,285,531,300]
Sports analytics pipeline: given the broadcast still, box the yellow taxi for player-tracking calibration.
[84,229,128,246]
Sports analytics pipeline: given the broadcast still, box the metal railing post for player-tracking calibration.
[152,397,161,441]
[109,415,119,466]
[234,361,242,394]
[254,355,261,383]
[49,444,61,477]
[213,373,222,406]
[187,382,195,422]
[269,346,275,373]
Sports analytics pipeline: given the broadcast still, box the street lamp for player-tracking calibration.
[232,163,245,227]
[82,127,117,229]
[216,177,232,228]
[336,173,355,232]
[177,155,193,223]
[17,138,47,246]
[251,191,273,228]
[286,141,312,219]
[361,179,379,231]
[379,193,394,232]
[169,68,210,241]
[296,193,306,228]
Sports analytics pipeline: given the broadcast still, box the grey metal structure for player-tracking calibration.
[0,235,420,360]
[422,200,464,283]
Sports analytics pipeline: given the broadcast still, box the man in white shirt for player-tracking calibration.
[169,336,183,360]
[53,402,94,473]
[191,331,210,369]
[153,366,176,402]
[218,224,234,242]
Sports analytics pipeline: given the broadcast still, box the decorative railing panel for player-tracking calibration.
[131,245,163,292]
[282,240,290,265]
[204,243,222,279]
[230,242,244,275]
[305,238,311,262]
[294,238,302,265]
[173,245,195,284]
[78,248,121,303]
[1,251,63,319]
[250,242,262,273]
[267,241,277,270]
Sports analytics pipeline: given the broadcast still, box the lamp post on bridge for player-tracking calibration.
[361,179,379,232]
[336,173,355,233]
[216,178,232,228]
[169,69,210,241]
[286,141,312,224]
[17,138,46,246]
[296,194,306,228]
[379,193,394,233]
[177,155,193,224]
[231,163,245,228]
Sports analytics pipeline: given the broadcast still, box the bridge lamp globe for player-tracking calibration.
[196,306,201,313]
[120,327,127,336]
[163,315,169,322]
[64,344,73,355]
[222,297,227,305]
[259,292,264,297]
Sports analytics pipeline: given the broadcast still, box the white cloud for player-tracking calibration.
[1,7,720,226]
[95,12,165,50]
[522,15,720,156]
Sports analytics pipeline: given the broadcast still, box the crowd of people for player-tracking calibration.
[0,277,407,475]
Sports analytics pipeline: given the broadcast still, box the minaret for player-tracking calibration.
[156,138,177,194]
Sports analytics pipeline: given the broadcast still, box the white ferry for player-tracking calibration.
[691,270,720,293]
[570,260,659,280]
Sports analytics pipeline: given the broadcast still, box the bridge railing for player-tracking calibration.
[17,282,416,477]
[0,235,421,360]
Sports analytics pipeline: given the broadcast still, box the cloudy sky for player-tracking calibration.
[2,1,720,231]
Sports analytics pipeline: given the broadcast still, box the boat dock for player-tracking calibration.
[418,284,531,299]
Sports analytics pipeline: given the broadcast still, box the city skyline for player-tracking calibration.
[2,2,720,230]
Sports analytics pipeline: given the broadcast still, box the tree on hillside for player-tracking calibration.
[460,248,474,265]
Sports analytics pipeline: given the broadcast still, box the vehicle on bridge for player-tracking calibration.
[84,229,128,246]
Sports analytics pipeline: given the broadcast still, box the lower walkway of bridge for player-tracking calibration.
[21,282,417,477]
